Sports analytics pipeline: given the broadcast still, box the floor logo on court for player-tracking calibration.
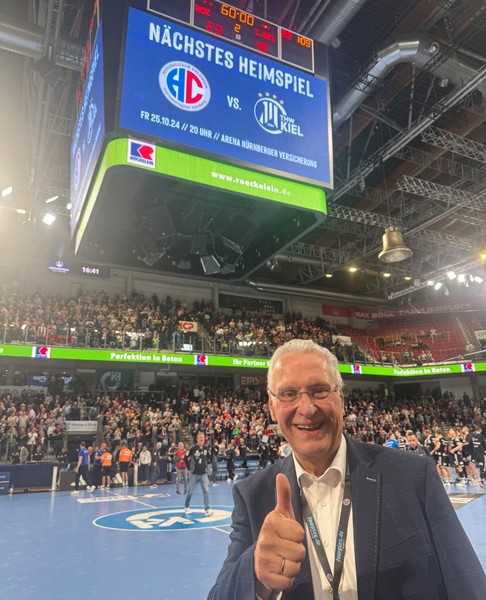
[93,506,232,531]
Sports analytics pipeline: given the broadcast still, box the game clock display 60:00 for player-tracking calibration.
[148,0,314,72]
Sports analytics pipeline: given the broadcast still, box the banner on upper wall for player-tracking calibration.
[240,375,267,386]
[332,335,352,345]
[178,321,198,332]
[65,421,98,433]
[475,330,486,341]
[322,299,485,320]
[97,370,134,389]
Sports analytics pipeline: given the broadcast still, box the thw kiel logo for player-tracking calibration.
[254,93,303,136]
[159,61,210,111]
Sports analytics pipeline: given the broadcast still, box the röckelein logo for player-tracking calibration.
[254,93,303,137]
[159,61,210,111]
[32,346,51,359]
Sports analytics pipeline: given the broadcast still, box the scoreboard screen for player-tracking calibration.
[70,0,331,279]
[147,0,314,72]
[119,7,332,188]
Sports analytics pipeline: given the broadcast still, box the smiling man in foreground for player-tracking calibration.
[207,339,486,600]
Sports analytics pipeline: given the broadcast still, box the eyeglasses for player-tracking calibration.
[268,385,341,404]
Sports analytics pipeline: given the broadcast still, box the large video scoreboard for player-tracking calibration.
[70,0,332,281]
[119,2,332,188]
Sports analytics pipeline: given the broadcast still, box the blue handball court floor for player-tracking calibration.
[1,480,485,600]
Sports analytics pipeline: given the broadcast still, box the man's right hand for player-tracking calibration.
[254,473,306,599]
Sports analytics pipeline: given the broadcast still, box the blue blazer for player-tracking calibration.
[207,438,486,599]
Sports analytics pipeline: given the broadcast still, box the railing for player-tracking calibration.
[0,436,62,463]
[0,320,482,364]
[0,320,273,357]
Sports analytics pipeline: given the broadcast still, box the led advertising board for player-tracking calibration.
[119,8,332,188]
[0,344,485,377]
[71,22,106,236]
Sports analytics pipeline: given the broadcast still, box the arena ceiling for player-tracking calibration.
[0,0,486,305]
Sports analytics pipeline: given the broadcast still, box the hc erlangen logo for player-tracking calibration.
[159,61,210,111]
[254,93,303,136]
[93,507,232,531]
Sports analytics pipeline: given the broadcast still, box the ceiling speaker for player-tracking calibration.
[144,205,176,238]
[190,233,208,255]
[200,254,221,275]
[222,216,256,250]
[215,236,242,264]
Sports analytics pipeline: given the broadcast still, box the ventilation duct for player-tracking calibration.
[310,0,368,46]
[0,15,83,70]
[333,34,486,126]
[245,279,383,305]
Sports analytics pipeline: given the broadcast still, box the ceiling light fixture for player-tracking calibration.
[349,266,358,273]
[266,258,282,273]
[325,273,333,278]
[434,282,443,290]
[447,271,456,280]
[42,212,57,226]
[383,272,391,278]
[1,186,13,198]
[45,195,59,204]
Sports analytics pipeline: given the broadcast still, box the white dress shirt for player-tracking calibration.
[294,435,358,599]
[256,436,358,600]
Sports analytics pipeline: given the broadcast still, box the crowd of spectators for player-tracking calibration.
[0,390,67,463]
[1,287,485,465]
[1,382,485,465]
[0,287,374,363]
[0,288,204,351]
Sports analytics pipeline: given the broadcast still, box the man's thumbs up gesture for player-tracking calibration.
[254,473,306,599]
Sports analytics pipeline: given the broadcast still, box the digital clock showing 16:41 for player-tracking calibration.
[78,264,109,277]
[81,266,100,275]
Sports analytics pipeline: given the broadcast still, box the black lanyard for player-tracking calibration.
[301,470,352,600]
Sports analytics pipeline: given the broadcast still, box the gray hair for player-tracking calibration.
[267,339,342,388]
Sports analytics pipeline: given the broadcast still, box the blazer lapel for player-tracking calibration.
[347,439,382,600]
[281,457,314,599]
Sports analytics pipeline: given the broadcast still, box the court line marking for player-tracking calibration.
[212,527,231,535]
[103,490,157,508]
